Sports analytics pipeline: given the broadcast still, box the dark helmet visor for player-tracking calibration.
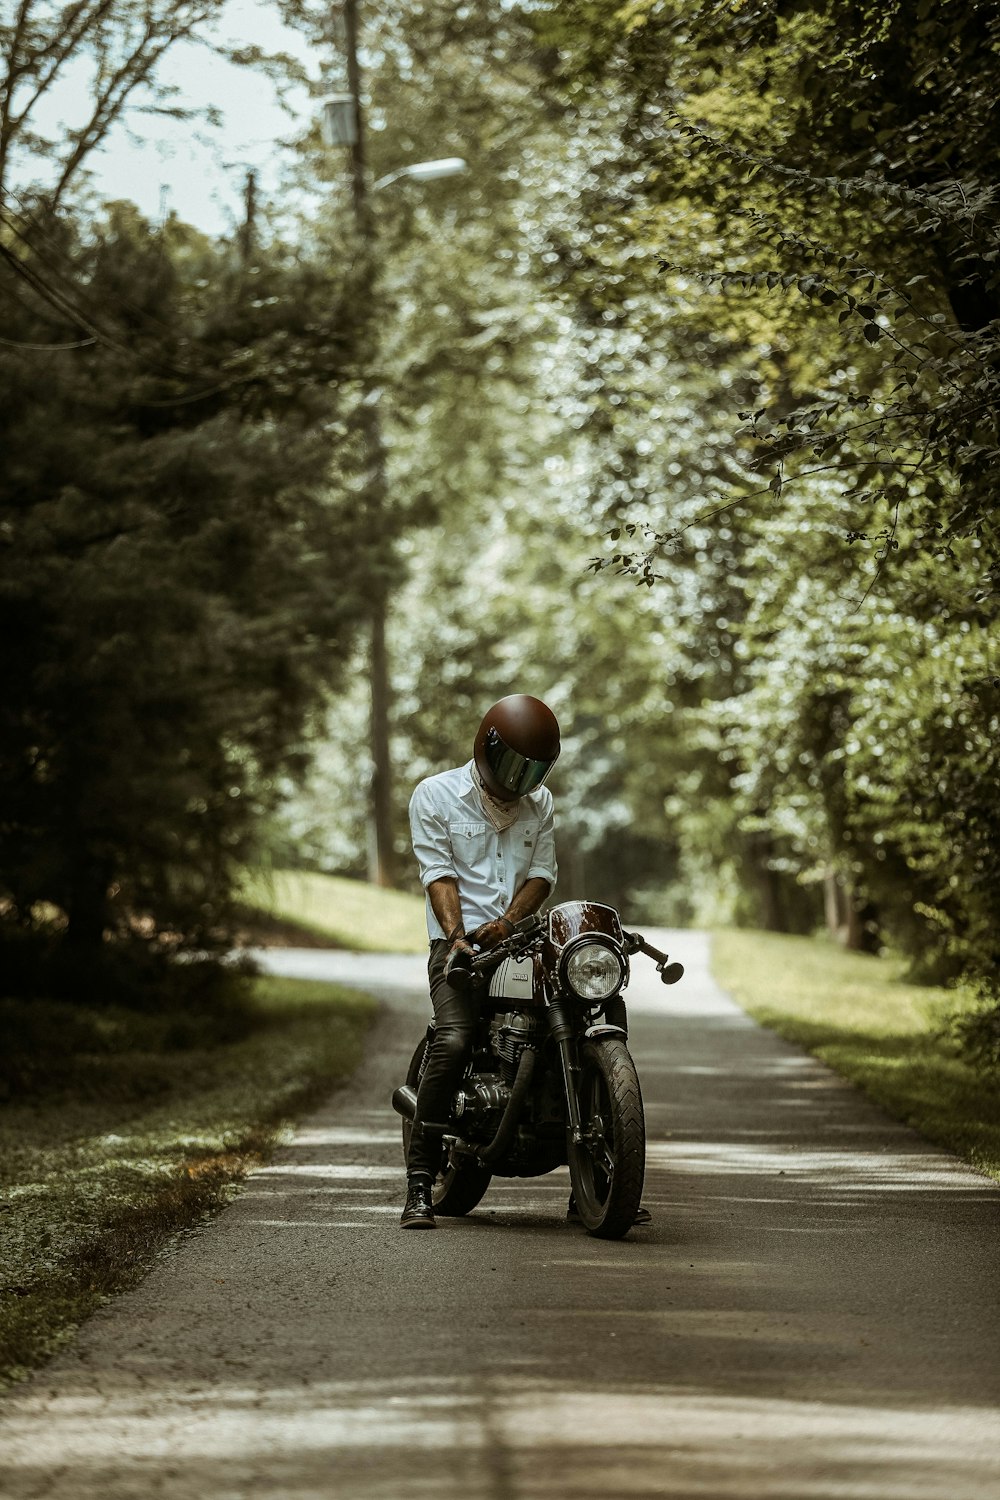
[485,727,559,796]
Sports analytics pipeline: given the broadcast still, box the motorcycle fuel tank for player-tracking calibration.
[487,953,538,1002]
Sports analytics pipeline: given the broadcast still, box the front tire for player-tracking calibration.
[568,1036,645,1239]
[401,1038,493,1217]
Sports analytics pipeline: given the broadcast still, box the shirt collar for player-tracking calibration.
[457,760,479,803]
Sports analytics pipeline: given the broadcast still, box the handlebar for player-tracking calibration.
[623,930,685,986]
[444,916,544,991]
[446,917,684,991]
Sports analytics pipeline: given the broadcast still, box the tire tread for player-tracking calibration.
[572,1037,645,1239]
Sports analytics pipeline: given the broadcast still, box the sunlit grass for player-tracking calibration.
[0,977,376,1387]
[711,930,1000,1182]
[241,868,427,953]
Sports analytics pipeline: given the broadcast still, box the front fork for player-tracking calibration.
[547,996,586,1146]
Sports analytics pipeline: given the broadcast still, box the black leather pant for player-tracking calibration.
[406,939,479,1178]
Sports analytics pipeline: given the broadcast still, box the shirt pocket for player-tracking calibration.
[449,822,489,866]
[518,819,541,859]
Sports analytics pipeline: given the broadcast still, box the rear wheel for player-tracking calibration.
[401,1038,493,1217]
[568,1036,645,1239]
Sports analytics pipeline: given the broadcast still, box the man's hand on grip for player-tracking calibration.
[468,916,515,952]
[443,929,475,986]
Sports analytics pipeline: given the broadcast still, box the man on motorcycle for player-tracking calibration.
[401,694,560,1229]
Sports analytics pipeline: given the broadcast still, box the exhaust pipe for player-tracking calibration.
[391,1084,417,1120]
[479,1046,536,1165]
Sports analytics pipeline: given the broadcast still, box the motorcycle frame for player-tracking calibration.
[394,902,682,1182]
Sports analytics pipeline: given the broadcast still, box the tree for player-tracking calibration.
[274,0,577,874]
[524,0,999,1002]
[0,0,309,211]
[277,0,803,926]
[0,185,370,995]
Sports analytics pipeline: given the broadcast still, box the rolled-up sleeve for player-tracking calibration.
[409,780,455,888]
[526,792,557,891]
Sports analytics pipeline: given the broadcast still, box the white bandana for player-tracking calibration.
[473,765,521,832]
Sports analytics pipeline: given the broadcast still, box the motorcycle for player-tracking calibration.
[391,899,683,1239]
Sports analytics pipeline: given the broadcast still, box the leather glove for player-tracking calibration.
[468,917,515,952]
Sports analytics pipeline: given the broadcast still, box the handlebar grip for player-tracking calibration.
[623,930,685,986]
[445,923,541,992]
[443,946,475,992]
[625,930,672,964]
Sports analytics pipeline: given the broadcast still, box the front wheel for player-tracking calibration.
[401,1038,493,1217]
[568,1036,645,1239]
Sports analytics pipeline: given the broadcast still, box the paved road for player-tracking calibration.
[2,933,999,1499]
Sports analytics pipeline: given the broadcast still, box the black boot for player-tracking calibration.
[401,1174,436,1230]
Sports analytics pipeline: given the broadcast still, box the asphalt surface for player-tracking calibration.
[1,932,999,1499]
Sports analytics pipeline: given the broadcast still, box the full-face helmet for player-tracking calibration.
[473,695,561,801]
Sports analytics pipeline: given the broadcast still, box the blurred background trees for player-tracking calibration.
[522,0,999,997]
[1,0,996,1021]
[0,0,370,996]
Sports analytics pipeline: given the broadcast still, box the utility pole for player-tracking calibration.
[338,0,396,888]
[239,167,257,266]
[325,5,464,888]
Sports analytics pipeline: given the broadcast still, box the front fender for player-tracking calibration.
[584,1023,627,1041]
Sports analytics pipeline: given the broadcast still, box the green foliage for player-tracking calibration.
[522,0,1000,1013]
[947,983,1000,1073]
[0,199,368,990]
[274,2,666,901]
[536,0,1000,590]
[6,0,992,1032]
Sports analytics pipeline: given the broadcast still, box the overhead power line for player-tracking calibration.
[0,184,180,341]
[0,206,256,406]
[0,333,97,350]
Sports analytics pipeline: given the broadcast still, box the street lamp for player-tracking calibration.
[373,157,467,192]
[322,94,357,148]
[323,101,466,190]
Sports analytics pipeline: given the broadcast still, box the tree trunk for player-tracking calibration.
[823,868,842,939]
[825,869,878,953]
[746,831,787,932]
[65,860,111,956]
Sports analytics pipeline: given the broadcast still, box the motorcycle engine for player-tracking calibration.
[452,1075,509,1137]
[491,1010,543,1083]
[449,1013,545,1142]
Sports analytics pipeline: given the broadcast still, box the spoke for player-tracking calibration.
[584,1117,615,1179]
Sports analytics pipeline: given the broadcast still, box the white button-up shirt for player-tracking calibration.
[408,760,557,941]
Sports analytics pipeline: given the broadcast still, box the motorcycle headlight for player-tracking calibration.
[563,940,625,1001]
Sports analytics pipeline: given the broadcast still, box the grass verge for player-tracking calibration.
[240,868,427,953]
[711,929,1000,1182]
[0,976,376,1388]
